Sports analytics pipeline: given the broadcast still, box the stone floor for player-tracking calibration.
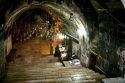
[3,39,105,83]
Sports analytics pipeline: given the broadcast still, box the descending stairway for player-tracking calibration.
[3,56,105,83]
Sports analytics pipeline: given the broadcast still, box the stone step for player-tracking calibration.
[7,67,101,76]
[7,66,95,70]
[4,79,98,83]
[7,62,63,67]
[6,75,96,80]
[6,72,104,82]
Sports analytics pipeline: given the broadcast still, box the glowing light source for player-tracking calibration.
[57,33,66,39]
[59,34,64,39]
[77,27,85,37]
[73,14,88,42]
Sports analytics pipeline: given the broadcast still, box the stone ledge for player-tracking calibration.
[102,77,125,83]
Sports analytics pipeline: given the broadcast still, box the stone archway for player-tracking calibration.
[5,1,88,42]
[4,1,89,66]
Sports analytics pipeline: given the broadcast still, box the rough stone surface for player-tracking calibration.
[102,77,125,83]
[0,30,5,81]
[78,0,125,77]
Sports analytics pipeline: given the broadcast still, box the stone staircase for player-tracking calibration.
[3,56,105,83]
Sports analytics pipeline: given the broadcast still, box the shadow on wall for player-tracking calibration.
[0,34,5,81]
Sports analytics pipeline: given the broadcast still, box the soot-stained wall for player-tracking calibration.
[0,27,5,80]
[95,11,125,77]
[79,0,125,77]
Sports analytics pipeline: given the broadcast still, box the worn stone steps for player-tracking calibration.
[5,66,105,83]
[3,55,105,83]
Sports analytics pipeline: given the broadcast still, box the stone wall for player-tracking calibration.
[86,9,125,77]
[94,12,125,77]
[75,0,125,77]
[0,27,5,80]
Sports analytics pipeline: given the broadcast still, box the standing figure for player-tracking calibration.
[54,45,61,57]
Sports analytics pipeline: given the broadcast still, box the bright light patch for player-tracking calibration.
[57,33,65,39]
[121,0,125,8]
[77,28,85,37]
[64,35,67,39]
[74,15,88,41]
[41,34,43,37]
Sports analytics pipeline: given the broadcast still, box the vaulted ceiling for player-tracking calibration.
[0,0,125,42]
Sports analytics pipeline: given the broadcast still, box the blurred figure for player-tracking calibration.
[54,45,61,57]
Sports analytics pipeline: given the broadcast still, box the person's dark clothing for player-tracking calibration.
[54,45,61,57]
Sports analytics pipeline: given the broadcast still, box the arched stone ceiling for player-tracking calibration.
[4,1,88,42]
